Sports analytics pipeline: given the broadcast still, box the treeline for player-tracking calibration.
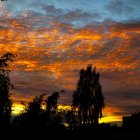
[0,52,139,140]
[0,52,104,130]
[0,53,104,129]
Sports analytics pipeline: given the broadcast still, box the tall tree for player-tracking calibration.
[72,64,104,125]
[0,52,16,127]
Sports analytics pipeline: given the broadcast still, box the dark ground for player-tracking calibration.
[0,126,139,140]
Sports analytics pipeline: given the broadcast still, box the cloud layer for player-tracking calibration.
[0,0,140,120]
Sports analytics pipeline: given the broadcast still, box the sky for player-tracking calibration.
[0,0,140,123]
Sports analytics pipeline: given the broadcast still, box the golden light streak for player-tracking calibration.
[12,103,122,124]
[99,116,122,124]
[58,105,71,110]
[99,106,122,124]
[12,103,25,115]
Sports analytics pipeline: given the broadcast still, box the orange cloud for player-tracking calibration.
[0,16,140,123]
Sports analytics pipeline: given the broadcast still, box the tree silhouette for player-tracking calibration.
[0,52,16,128]
[72,64,104,125]
[13,94,45,128]
[46,92,63,128]
[25,94,45,116]
[46,92,60,113]
[13,92,62,128]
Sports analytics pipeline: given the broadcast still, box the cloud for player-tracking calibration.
[106,0,134,15]
[42,5,63,16]
[0,2,140,118]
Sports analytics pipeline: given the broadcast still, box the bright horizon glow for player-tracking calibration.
[12,103,122,125]
[99,116,122,124]
[12,103,25,115]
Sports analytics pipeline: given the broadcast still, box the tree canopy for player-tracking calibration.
[0,52,16,128]
[72,64,104,125]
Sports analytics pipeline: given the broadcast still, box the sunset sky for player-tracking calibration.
[0,0,140,123]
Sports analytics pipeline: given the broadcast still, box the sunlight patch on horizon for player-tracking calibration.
[12,103,25,115]
[99,116,122,124]
[12,103,122,124]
